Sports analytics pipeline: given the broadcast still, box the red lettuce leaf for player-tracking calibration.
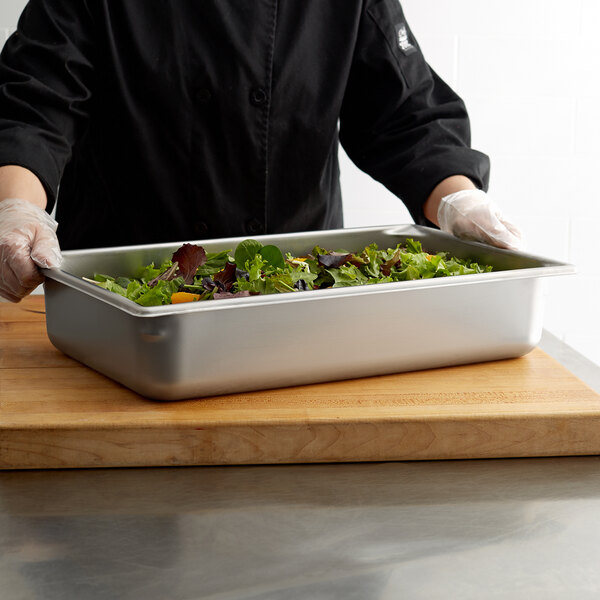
[213,261,237,291]
[317,252,353,269]
[201,276,217,292]
[172,244,207,285]
[381,248,402,277]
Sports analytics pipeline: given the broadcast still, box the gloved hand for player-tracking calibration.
[0,198,63,302]
[437,189,524,251]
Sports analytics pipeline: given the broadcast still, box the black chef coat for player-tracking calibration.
[0,0,490,250]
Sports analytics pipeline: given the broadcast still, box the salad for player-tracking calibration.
[88,238,493,306]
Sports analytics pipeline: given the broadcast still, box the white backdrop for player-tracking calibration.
[1,1,598,365]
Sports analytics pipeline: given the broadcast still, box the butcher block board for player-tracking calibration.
[1,297,599,470]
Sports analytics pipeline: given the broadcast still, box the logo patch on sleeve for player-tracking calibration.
[396,23,416,55]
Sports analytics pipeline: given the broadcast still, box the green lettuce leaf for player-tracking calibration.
[89,238,493,306]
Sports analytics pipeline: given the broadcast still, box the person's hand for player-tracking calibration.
[437,189,524,251]
[0,198,62,302]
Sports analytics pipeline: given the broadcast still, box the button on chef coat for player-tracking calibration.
[0,0,490,250]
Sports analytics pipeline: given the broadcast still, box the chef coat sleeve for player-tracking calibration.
[0,0,94,212]
[339,0,490,226]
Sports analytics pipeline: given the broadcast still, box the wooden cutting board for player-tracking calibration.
[2,296,599,469]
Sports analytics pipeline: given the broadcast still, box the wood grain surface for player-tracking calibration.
[1,296,599,469]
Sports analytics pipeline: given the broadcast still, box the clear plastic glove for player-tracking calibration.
[437,189,524,251]
[0,198,62,302]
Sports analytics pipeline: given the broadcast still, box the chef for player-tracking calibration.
[0,0,522,303]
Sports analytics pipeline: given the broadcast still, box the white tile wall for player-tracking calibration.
[467,95,576,159]
[0,1,23,26]
[1,0,598,364]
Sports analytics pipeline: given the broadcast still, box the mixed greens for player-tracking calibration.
[88,238,493,306]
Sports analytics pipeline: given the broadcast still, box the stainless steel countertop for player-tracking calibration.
[1,332,599,600]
